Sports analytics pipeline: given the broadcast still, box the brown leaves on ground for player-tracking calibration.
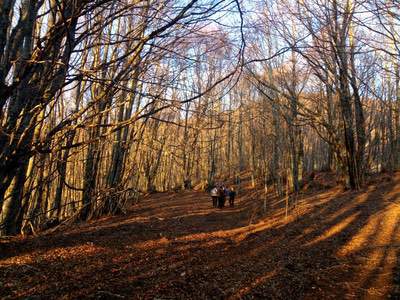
[2,173,400,299]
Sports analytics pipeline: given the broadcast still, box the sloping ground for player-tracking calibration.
[1,173,400,299]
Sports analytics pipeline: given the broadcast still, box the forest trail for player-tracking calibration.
[2,173,400,299]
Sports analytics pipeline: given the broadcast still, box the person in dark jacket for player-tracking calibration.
[228,187,236,207]
[223,185,228,207]
[218,186,225,208]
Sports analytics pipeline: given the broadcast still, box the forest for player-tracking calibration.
[1,0,400,299]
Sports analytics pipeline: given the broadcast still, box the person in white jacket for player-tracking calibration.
[210,186,219,207]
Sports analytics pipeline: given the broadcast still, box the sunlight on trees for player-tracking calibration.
[0,0,399,237]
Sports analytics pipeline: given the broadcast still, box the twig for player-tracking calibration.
[96,291,125,299]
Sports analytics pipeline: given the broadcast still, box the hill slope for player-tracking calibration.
[1,173,400,299]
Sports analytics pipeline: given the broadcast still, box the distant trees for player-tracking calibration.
[248,0,396,190]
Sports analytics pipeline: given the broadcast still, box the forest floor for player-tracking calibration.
[2,172,400,299]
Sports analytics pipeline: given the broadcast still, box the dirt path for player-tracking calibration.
[2,174,400,299]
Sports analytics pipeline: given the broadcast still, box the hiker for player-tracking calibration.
[218,186,225,208]
[228,187,236,207]
[224,185,229,206]
[210,186,219,207]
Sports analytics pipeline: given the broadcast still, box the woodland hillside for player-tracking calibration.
[1,0,400,236]
[1,0,400,298]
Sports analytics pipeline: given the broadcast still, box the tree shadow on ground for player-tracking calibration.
[0,188,262,260]
[1,175,400,299]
